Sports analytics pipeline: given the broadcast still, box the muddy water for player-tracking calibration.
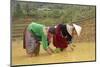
[12,40,95,65]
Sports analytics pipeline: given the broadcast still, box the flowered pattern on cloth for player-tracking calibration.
[23,28,39,54]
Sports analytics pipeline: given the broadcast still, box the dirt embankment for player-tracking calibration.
[73,18,96,43]
[12,17,96,42]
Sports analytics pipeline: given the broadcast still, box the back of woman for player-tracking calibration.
[53,24,69,49]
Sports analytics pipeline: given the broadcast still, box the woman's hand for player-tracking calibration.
[46,47,53,55]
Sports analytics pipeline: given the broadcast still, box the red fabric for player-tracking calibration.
[53,24,68,48]
[23,27,27,49]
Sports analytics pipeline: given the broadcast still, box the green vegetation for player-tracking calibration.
[11,0,96,42]
[11,0,96,25]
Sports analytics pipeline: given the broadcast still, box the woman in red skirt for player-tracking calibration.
[48,23,82,53]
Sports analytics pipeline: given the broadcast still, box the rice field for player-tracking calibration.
[12,40,95,66]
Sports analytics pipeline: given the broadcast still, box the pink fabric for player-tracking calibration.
[47,33,52,43]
